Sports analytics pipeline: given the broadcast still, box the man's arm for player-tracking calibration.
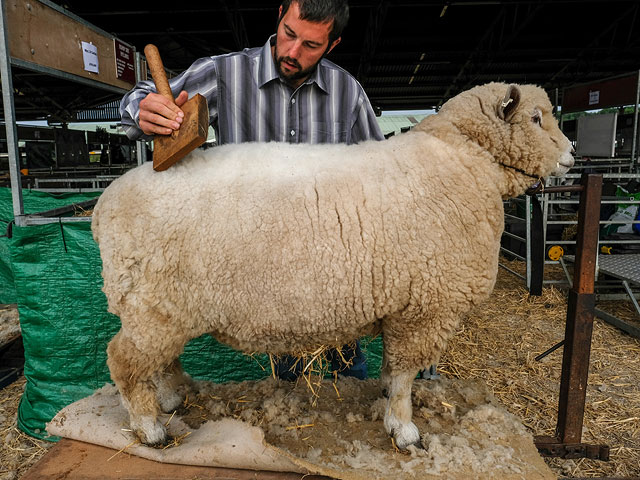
[120,56,219,141]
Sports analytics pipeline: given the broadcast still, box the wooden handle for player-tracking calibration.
[144,44,174,103]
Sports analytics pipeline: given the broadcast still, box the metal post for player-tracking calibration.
[525,194,531,290]
[0,0,25,226]
[534,174,609,460]
[560,87,565,132]
[631,70,639,172]
[556,173,601,443]
[134,50,147,166]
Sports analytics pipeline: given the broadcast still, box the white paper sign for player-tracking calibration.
[588,90,600,106]
[82,41,99,73]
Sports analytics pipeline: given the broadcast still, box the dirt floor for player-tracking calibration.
[1,259,640,478]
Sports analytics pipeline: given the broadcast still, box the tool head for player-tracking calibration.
[152,94,209,171]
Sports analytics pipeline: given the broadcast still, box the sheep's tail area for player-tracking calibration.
[91,184,136,310]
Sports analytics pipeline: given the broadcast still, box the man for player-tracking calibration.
[120,0,383,380]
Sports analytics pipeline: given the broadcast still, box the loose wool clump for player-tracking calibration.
[92,83,574,449]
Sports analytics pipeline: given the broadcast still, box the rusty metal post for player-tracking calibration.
[534,173,609,460]
[556,173,601,443]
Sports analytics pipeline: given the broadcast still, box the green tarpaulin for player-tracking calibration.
[2,188,382,440]
[0,188,101,304]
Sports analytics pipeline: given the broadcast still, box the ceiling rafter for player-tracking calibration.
[4,1,640,119]
[356,0,389,84]
[437,5,509,108]
[460,3,545,91]
[545,3,640,87]
[219,0,250,50]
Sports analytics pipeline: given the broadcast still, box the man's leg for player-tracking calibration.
[272,354,304,381]
[328,340,367,380]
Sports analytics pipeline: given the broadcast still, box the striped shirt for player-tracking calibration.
[120,36,384,145]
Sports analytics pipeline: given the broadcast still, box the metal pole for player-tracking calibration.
[134,50,146,166]
[556,173,601,444]
[631,70,639,172]
[0,0,25,226]
[525,194,531,290]
[560,87,565,131]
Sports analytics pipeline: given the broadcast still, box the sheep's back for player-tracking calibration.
[93,135,504,351]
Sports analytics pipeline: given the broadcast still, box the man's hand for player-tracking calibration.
[138,90,189,136]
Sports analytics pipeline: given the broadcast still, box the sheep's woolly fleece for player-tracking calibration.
[47,377,555,480]
[92,82,574,449]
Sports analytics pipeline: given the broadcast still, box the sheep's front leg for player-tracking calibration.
[107,330,170,446]
[153,359,194,413]
[384,369,421,449]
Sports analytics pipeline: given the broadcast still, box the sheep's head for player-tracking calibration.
[426,83,574,198]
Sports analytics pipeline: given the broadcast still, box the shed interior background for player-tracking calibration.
[4,0,640,125]
[2,3,640,477]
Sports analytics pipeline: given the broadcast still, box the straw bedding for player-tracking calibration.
[1,258,639,478]
[0,306,19,349]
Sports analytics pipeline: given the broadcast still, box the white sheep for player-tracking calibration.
[92,83,574,450]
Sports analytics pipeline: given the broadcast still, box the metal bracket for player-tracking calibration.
[534,436,610,461]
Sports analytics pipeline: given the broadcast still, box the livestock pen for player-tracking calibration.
[1,175,639,477]
[2,261,640,478]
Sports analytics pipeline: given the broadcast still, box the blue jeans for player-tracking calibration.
[273,340,368,381]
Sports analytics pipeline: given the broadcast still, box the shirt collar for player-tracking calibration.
[258,34,330,94]
[258,36,280,87]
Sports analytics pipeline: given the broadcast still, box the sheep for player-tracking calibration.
[92,82,574,450]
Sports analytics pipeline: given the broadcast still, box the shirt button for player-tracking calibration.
[290,129,295,136]
[291,98,296,104]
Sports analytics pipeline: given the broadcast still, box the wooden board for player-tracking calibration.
[6,0,135,90]
[21,439,334,480]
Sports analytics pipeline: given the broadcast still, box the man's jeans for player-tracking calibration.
[272,340,368,381]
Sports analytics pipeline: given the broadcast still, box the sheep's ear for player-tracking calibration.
[497,85,521,122]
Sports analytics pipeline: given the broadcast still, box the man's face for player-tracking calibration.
[273,1,341,87]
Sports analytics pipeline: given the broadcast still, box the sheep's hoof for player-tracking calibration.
[392,423,421,451]
[142,435,173,449]
[132,416,167,446]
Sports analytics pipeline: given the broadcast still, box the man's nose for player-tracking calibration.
[289,40,302,59]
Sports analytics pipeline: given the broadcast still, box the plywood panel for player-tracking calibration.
[21,439,331,480]
[6,0,135,90]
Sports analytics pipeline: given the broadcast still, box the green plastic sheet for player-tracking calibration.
[6,203,382,440]
[0,188,101,304]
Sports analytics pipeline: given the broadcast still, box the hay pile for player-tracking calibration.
[0,378,52,479]
[0,306,20,348]
[440,258,640,477]
[1,259,640,477]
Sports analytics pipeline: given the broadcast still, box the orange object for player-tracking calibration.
[547,245,564,261]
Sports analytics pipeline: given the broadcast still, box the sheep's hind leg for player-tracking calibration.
[384,369,422,450]
[107,330,172,446]
[153,359,194,413]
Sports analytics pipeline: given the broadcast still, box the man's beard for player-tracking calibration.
[274,46,323,86]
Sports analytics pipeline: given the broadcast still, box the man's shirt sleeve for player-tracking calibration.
[350,92,384,144]
[119,56,219,141]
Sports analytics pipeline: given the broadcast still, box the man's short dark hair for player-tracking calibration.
[280,0,349,45]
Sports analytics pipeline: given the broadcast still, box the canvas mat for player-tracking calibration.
[46,378,555,480]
